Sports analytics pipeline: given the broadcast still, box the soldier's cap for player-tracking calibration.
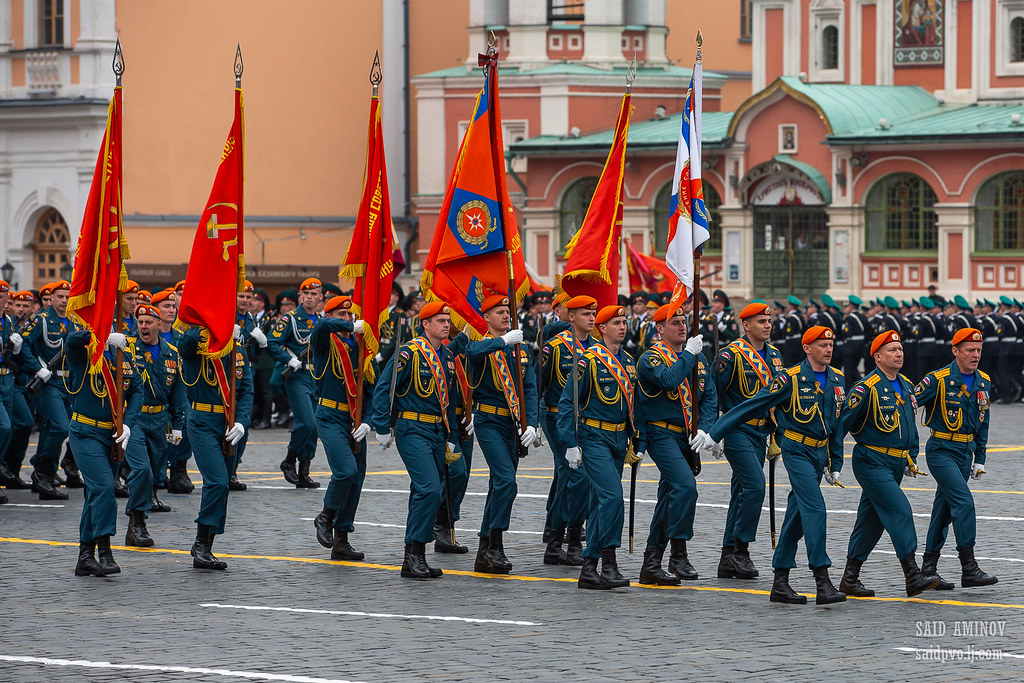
[553,291,570,307]
[802,325,834,345]
[628,291,647,304]
[659,290,673,304]
[174,280,186,291]
[751,299,767,306]
[848,295,863,306]
[1016,299,1023,308]
[595,305,626,325]
[138,290,152,303]
[773,300,784,310]
[645,296,660,310]
[276,288,299,306]
[1000,295,1015,306]
[944,299,956,308]
[419,300,451,320]
[870,330,902,356]
[807,299,819,309]
[51,280,71,292]
[324,295,354,314]
[985,298,996,308]
[617,294,629,307]
[821,294,837,309]
[243,280,255,293]
[299,277,322,291]
[697,289,709,307]
[652,303,684,323]
[12,290,35,302]
[391,281,404,299]
[954,294,971,309]
[120,279,139,294]
[323,282,342,298]
[787,295,802,307]
[910,298,919,307]
[135,303,160,320]
[883,295,900,309]
[975,299,984,307]
[39,283,55,297]
[713,289,729,307]
[151,289,174,305]
[565,295,598,311]
[534,290,553,303]
[919,296,935,309]
[951,327,983,346]
[481,294,510,313]
[0,280,8,293]
[740,302,771,320]
[901,299,910,308]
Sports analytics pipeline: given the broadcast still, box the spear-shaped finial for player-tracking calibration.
[112,38,124,86]
[370,50,382,96]
[625,50,637,93]
[234,43,244,86]
[696,30,703,62]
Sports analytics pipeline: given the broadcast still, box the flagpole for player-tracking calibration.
[688,31,703,441]
[112,39,126,462]
[227,44,243,447]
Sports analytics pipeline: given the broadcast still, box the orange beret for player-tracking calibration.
[243,280,255,293]
[39,283,55,296]
[324,295,354,314]
[951,327,983,346]
[419,300,451,320]
[565,295,598,310]
[801,326,834,345]
[174,280,186,291]
[12,290,35,302]
[300,277,322,291]
[739,302,771,319]
[135,303,160,319]
[151,289,174,305]
[51,280,71,291]
[553,292,570,307]
[595,305,626,325]
[481,294,510,313]
[121,279,139,294]
[652,303,684,323]
[0,280,8,293]
[870,330,902,356]
[137,290,152,303]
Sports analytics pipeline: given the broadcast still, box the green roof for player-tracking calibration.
[830,102,1024,143]
[773,154,831,204]
[414,62,727,81]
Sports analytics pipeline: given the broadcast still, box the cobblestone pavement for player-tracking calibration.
[2,404,1024,681]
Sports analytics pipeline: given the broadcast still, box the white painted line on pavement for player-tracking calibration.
[0,503,64,508]
[871,548,1024,563]
[200,602,542,626]
[894,647,1024,660]
[297,519,543,535]
[0,655,361,682]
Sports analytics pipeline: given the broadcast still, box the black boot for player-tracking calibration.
[731,541,758,579]
[668,539,698,580]
[0,487,6,504]
[922,550,954,590]
[166,461,194,494]
[74,541,105,577]
[61,447,84,488]
[473,536,490,573]
[331,531,365,561]
[96,536,120,575]
[838,557,875,597]
[191,524,227,570]
[481,529,512,574]
[0,461,31,489]
[433,507,468,554]
[125,510,154,548]
[543,528,572,566]
[296,460,320,488]
[769,568,807,604]
[565,526,584,566]
[639,547,681,586]
[958,547,998,588]
[578,556,607,589]
[812,566,847,605]
[113,471,129,499]
[313,507,336,548]
[542,527,554,543]
[900,553,940,597]
[401,542,433,579]
[32,470,68,500]
[599,548,630,588]
[150,486,171,513]
[279,450,299,485]
[717,545,737,579]
[228,458,247,491]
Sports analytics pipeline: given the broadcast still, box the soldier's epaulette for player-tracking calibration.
[933,367,950,380]
[899,373,911,384]
[863,375,880,387]
[767,343,780,353]
[167,343,178,352]
[786,366,800,377]
[833,367,844,376]
[978,369,991,381]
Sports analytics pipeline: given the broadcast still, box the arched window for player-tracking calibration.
[822,25,839,70]
[864,174,938,252]
[976,172,1024,251]
[559,176,599,250]
[1013,17,1024,63]
[653,181,723,254]
[34,207,70,287]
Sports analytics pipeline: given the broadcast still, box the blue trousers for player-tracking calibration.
[285,373,318,462]
[189,412,230,535]
[646,425,697,549]
[543,410,590,530]
[315,406,366,532]
[475,411,519,536]
[924,440,976,553]
[847,445,918,561]
[2,385,32,467]
[722,428,767,547]
[443,427,474,522]
[580,423,627,559]
[772,442,831,569]
[123,424,154,515]
[31,383,71,475]
[70,422,118,543]
[395,419,446,545]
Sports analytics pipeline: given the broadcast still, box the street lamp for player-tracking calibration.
[0,262,13,284]
[60,260,73,282]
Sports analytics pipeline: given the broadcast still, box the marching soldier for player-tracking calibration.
[0,291,38,491]
[229,280,267,490]
[700,289,739,359]
[841,295,869,390]
[268,277,323,489]
[916,297,940,382]
[637,304,716,585]
[433,327,474,554]
[711,326,847,605]
[118,280,140,336]
[624,291,654,359]
[818,294,843,370]
[713,302,784,580]
[159,289,196,495]
[916,328,998,590]
[977,301,1000,399]
[377,282,405,366]
[782,296,805,366]
[370,301,464,579]
[0,281,28,503]
[838,331,940,598]
[996,296,1021,403]
[557,304,640,590]
[770,301,786,348]
[540,291,571,346]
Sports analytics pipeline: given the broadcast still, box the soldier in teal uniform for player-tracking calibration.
[229,280,266,491]
[177,324,253,571]
[637,303,716,586]
[154,288,195,495]
[268,277,323,488]
[0,290,39,492]
[711,325,847,605]
[558,304,640,590]
[64,329,140,576]
[370,300,464,579]
[916,327,998,590]
[309,295,374,562]
[433,327,474,554]
[465,294,538,575]
[0,281,30,504]
[713,301,785,580]
[838,330,940,598]
[118,280,140,337]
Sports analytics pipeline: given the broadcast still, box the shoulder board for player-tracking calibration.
[166,343,178,352]
[899,373,911,384]
[934,368,950,379]
[832,367,844,376]
[767,343,780,352]
[863,375,880,387]
[786,366,800,377]
[978,370,991,381]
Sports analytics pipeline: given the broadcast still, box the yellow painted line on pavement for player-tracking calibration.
[3,536,1021,611]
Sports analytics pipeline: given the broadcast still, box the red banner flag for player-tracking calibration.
[560,93,632,308]
[625,241,655,292]
[176,86,245,358]
[340,93,395,380]
[637,247,678,292]
[67,85,130,369]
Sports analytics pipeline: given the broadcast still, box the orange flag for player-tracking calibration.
[176,86,245,358]
[67,85,130,369]
[560,93,632,308]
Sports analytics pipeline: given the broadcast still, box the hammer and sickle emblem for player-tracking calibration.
[206,202,239,261]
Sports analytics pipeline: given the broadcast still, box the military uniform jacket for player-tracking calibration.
[540,329,591,409]
[556,340,639,450]
[119,314,139,338]
[25,306,81,384]
[842,368,919,464]
[625,314,656,357]
[0,312,36,376]
[466,335,539,428]
[540,319,570,346]
[841,311,869,348]
[309,318,375,414]
[64,330,144,432]
[135,336,187,430]
[266,308,321,369]
[637,344,717,433]
[914,362,991,465]
[715,337,784,436]
[177,329,254,428]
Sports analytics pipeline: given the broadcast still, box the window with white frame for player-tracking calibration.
[997,1,1024,76]
[809,0,843,82]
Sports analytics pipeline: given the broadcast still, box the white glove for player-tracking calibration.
[464,415,475,436]
[107,332,127,350]
[233,324,244,343]
[375,353,383,363]
[115,424,131,447]
[287,357,303,371]
[566,446,582,469]
[520,425,537,447]
[9,332,22,354]
[249,327,268,348]
[225,421,245,446]
[35,367,52,383]
[500,329,524,346]
[352,422,371,442]
[684,334,704,356]
[353,320,365,334]
[718,321,727,332]
[971,462,986,479]
[712,439,724,460]
[167,429,182,445]
[904,465,917,479]
[532,430,543,448]
[823,470,837,486]
[688,429,713,453]
[376,431,392,450]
